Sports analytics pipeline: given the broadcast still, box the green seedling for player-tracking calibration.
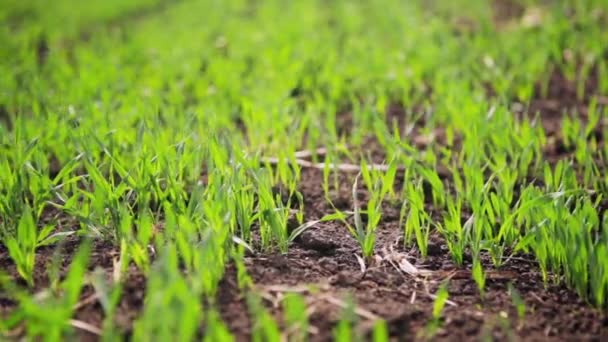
[204,310,234,342]
[402,180,432,257]
[508,283,526,321]
[372,320,389,342]
[472,257,486,299]
[422,281,450,339]
[337,172,381,260]
[333,295,358,342]
[283,293,309,342]
[90,267,124,342]
[436,200,470,266]
[1,206,66,286]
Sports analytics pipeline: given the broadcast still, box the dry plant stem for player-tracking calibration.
[319,294,380,321]
[293,147,329,159]
[529,292,546,304]
[2,326,25,339]
[256,284,379,321]
[257,283,330,294]
[355,254,367,273]
[69,319,103,336]
[261,156,402,172]
[73,293,100,311]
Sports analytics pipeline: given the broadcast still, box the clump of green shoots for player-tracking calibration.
[401,178,432,258]
[436,200,470,267]
[253,168,292,253]
[0,241,91,340]
[133,244,202,342]
[340,160,397,260]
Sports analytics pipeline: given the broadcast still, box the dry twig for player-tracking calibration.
[262,156,401,172]
[69,319,102,336]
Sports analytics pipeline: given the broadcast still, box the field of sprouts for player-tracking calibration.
[1,0,608,340]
